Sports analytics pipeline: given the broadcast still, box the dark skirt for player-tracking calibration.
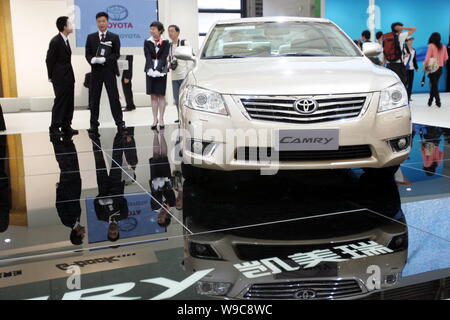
[0,104,5,131]
[146,75,167,96]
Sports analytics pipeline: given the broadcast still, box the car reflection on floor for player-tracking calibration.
[181,169,408,300]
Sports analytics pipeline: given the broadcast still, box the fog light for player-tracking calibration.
[188,139,217,157]
[389,136,410,152]
[384,273,400,285]
[195,281,232,296]
[388,233,408,251]
[397,138,407,149]
[189,242,221,260]
[192,141,204,154]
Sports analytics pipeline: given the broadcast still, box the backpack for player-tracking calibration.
[382,32,402,62]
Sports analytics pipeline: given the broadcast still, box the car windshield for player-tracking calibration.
[202,21,362,59]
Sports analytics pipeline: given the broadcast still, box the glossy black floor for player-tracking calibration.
[0,124,449,300]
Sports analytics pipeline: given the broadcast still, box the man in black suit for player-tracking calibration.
[46,16,78,136]
[91,133,130,242]
[51,135,85,245]
[85,12,127,135]
[121,55,136,111]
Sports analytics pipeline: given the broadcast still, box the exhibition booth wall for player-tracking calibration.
[325,0,450,93]
[2,0,449,111]
[6,0,199,110]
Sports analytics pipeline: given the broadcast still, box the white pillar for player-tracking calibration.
[368,0,376,42]
[321,0,325,18]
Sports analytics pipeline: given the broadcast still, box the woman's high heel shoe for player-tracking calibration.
[151,123,158,130]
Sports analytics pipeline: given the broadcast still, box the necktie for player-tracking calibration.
[101,33,106,42]
[66,40,71,54]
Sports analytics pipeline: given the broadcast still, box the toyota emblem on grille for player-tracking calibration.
[294,98,318,114]
[294,289,317,300]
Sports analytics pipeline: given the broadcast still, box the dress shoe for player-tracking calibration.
[123,106,136,112]
[62,127,79,136]
[49,127,63,136]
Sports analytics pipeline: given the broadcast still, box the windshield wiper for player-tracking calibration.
[204,54,248,59]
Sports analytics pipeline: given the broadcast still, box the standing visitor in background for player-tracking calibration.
[46,16,77,137]
[424,32,449,108]
[85,12,127,136]
[168,25,193,124]
[144,21,170,131]
[376,31,385,66]
[403,37,418,102]
[383,22,416,86]
[121,55,136,112]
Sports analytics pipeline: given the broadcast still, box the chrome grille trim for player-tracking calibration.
[243,279,364,300]
[244,106,362,116]
[238,94,370,124]
[250,112,361,122]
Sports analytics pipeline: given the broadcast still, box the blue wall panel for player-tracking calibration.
[326,0,450,93]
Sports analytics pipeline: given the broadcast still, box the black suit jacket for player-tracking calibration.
[85,31,121,76]
[144,39,170,73]
[46,34,75,85]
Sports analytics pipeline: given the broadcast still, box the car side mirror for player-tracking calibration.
[362,42,382,57]
[174,46,195,62]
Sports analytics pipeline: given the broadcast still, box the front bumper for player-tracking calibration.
[180,92,411,171]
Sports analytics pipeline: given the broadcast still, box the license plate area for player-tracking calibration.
[274,129,340,151]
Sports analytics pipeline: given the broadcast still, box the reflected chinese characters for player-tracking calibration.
[182,169,408,300]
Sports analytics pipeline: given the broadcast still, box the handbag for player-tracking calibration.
[425,57,439,74]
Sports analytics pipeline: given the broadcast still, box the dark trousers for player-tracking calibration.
[51,82,75,129]
[121,76,135,108]
[387,63,407,86]
[406,69,415,101]
[89,68,124,128]
[429,67,443,104]
[172,79,184,120]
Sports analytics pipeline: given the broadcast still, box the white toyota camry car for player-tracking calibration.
[175,17,412,177]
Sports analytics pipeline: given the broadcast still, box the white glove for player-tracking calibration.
[91,57,106,65]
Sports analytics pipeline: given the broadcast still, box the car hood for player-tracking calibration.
[191,56,399,95]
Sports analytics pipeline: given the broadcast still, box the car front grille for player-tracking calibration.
[239,94,368,124]
[235,145,372,162]
[243,279,363,300]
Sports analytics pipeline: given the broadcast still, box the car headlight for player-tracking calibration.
[378,82,408,113]
[195,281,232,296]
[185,86,228,115]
